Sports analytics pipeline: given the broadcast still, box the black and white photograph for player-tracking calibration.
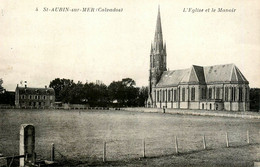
[0,0,259,166]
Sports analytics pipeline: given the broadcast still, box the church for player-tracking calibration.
[147,8,250,111]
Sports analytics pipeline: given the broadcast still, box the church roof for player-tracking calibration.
[179,65,206,84]
[156,68,189,87]
[156,64,248,87]
[203,64,248,84]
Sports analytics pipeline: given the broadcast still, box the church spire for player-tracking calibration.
[147,6,167,107]
[154,5,163,52]
[150,43,153,54]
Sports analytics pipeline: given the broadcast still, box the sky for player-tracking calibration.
[0,0,260,91]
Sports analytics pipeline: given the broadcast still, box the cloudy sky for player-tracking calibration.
[1,0,259,91]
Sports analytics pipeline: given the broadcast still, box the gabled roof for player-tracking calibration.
[16,86,55,95]
[156,63,248,87]
[203,64,248,84]
[180,65,206,84]
[193,65,206,84]
[156,68,189,87]
[233,65,248,83]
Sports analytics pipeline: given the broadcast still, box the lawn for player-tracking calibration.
[0,109,259,166]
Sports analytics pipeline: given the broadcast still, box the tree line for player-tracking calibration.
[250,88,260,111]
[49,78,148,107]
[0,77,259,111]
[0,79,15,106]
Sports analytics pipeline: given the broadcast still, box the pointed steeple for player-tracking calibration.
[147,6,167,107]
[154,5,163,52]
[163,42,166,53]
[150,43,153,54]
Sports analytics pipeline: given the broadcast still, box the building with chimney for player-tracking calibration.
[147,7,250,111]
[15,85,55,109]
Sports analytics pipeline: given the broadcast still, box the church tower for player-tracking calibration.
[147,6,167,107]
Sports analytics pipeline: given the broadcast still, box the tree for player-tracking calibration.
[49,77,148,107]
[137,86,148,107]
[250,88,260,112]
[108,81,123,103]
[66,81,85,104]
[0,79,15,105]
[108,78,139,107]
[0,78,3,93]
[122,78,136,87]
[49,78,74,102]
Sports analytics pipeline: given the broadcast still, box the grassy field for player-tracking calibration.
[0,109,259,166]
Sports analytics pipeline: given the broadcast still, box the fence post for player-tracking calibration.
[103,141,106,162]
[143,138,146,158]
[247,130,250,144]
[175,136,178,154]
[226,132,229,147]
[25,153,28,161]
[51,143,55,161]
[203,134,206,150]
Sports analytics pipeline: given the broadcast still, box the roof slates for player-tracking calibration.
[156,63,248,87]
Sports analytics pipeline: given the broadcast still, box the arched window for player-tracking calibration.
[182,88,185,101]
[174,89,177,102]
[239,87,243,102]
[201,88,206,99]
[216,87,220,99]
[234,87,236,101]
[168,90,171,102]
[157,90,159,102]
[225,87,229,101]
[209,88,212,99]
[165,90,167,102]
[191,87,195,101]
[163,90,165,102]
[160,90,163,102]
[231,87,236,101]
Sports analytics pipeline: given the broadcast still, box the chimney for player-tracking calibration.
[24,81,27,88]
[45,85,47,89]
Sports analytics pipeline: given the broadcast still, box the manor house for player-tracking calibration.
[15,85,55,109]
[147,8,250,111]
